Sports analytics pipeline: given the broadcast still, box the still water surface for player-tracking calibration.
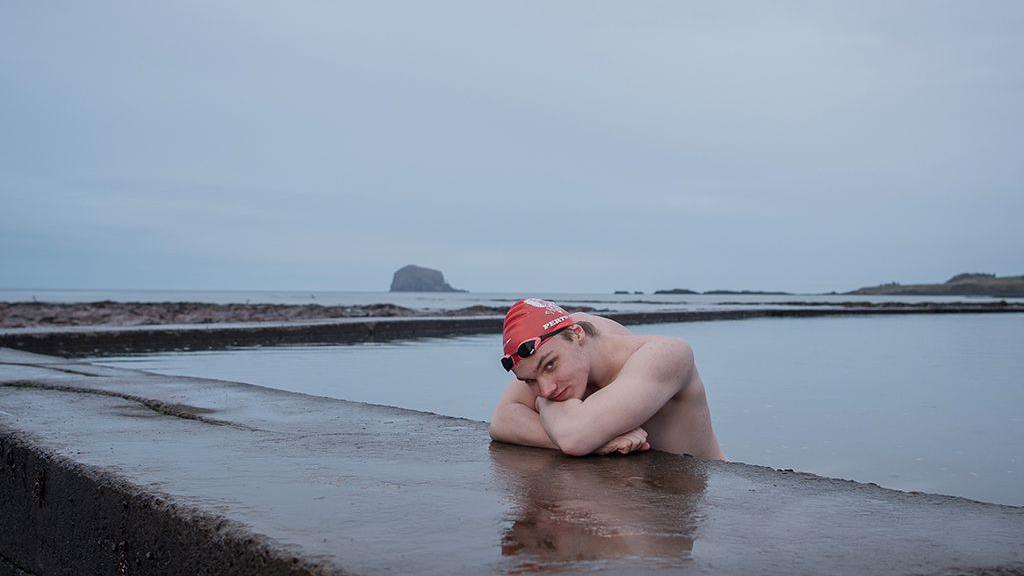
[92,313,1024,506]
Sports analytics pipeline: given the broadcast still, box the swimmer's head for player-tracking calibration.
[501,298,576,371]
[501,298,592,402]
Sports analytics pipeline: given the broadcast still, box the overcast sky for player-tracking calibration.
[2,1,1021,294]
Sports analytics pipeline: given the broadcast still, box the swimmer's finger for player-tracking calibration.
[627,429,646,446]
[597,437,626,455]
[620,434,644,454]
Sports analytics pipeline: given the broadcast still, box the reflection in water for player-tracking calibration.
[489,444,707,571]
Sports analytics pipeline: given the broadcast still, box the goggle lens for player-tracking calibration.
[516,339,538,359]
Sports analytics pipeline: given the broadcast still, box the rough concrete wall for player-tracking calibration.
[0,553,36,576]
[0,431,339,576]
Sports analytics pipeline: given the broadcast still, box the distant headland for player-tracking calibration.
[642,273,1023,298]
[847,273,1024,298]
[390,265,466,293]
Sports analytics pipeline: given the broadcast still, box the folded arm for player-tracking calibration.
[536,338,693,456]
[489,385,559,450]
[489,379,653,455]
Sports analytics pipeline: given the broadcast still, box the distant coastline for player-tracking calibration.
[653,288,792,296]
[846,273,1024,298]
[648,272,1024,298]
[702,289,792,296]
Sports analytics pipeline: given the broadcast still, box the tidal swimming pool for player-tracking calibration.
[91,313,1024,507]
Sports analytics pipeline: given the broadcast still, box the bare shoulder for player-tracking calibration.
[622,336,695,386]
[570,312,632,336]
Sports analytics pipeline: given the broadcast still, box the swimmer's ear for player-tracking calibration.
[570,323,585,344]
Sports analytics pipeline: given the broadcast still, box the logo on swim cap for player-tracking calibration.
[523,298,562,315]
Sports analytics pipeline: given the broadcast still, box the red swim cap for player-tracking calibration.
[502,298,575,366]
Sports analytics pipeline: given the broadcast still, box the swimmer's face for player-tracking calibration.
[512,325,589,402]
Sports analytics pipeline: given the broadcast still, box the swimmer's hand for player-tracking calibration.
[595,427,651,456]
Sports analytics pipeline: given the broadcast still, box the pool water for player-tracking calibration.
[93,313,1024,506]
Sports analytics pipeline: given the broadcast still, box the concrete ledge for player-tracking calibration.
[2,348,1023,575]
[2,304,1022,358]
[0,431,334,576]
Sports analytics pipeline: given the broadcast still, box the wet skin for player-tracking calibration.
[490,313,726,459]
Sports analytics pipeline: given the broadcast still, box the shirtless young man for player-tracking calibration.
[489,298,726,459]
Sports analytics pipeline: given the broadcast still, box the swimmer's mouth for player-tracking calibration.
[551,388,568,401]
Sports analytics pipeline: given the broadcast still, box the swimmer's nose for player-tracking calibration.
[539,380,557,399]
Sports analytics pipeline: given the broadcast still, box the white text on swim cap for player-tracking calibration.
[542,315,571,331]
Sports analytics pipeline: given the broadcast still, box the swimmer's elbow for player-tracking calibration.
[487,407,517,444]
[552,432,596,457]
[559,442,591,457]
[488,418,507,443]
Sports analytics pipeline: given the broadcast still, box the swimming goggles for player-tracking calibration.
[501,326,572,372]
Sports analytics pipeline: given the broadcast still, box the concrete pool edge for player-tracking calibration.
[2,303,1022,357]
[2,347,1024,575]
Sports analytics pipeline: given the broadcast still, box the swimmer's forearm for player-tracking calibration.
[536,398,597,456]
[488,403,559,450]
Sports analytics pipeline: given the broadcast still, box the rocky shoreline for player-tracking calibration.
[3,300,1022,330]
[0,301,603,329]
[0,301,475,329]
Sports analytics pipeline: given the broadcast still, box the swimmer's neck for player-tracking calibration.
[586,333,645,389]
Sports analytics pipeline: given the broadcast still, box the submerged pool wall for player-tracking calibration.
[2,303,1021,358]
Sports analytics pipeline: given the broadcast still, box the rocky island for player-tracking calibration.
[389,265,466,292]
[848,273,1024,298]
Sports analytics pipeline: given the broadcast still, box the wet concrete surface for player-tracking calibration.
[3,304,1023,358]
[2,347,1023,575]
